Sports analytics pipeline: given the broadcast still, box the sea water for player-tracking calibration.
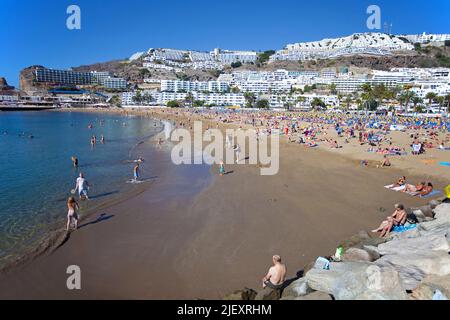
[0,111,162,265]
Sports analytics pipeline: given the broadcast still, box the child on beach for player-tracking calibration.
[66,197,79,231]
[219,160,225,176]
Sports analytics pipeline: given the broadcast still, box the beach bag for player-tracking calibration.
[314,257,330,270]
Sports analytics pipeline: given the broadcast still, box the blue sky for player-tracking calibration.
[1,0,449,86]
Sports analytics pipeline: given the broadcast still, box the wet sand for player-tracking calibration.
[0,118,448,299]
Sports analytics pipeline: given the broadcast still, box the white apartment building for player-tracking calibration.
[160,80,229,92]
[410,81,450,99]
[211,48,257,64]
[402,33,450,44]
[102,77,127,89]
[269,93,339,109]
[122,91,245,106]
[237,80,291,93]
[0,95,19,102]
[143,62,182,73]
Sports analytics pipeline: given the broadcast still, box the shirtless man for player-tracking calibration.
[262,255,286,290]
[372,204,407,238]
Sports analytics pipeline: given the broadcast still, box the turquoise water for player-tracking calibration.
[0,111,162,264]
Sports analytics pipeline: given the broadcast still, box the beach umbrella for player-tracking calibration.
[445,185,450,199]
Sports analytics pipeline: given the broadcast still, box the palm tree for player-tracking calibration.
[185,92,194,107]
[445,94,450,113]
[398,90,415,113]
[344,95,352,110]
[436,96,445,113]
[425,92,437,107]
[244,92,256,108]
[412,96,423,113]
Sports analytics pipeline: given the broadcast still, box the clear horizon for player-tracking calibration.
[1,0,450,87]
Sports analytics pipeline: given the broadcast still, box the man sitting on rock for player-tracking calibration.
[262,255,286,290]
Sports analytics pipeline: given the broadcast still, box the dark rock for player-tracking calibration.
[411,275,450,300]
[342,247,378,262]
[223,288,257,300]
[295,291,333,300]
[254,288,281,300]
[281,278,312,298]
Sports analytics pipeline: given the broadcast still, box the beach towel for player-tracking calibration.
[439,162,450,167]
[420,190,443,199]
[384,185,406,192]
[393,224,417,233]
[421,159,437,165]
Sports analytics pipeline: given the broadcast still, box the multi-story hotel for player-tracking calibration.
[161,80,229,93]
[36,68,92,85]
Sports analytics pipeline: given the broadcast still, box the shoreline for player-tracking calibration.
[0,107,448,299]
[0,112,172,275]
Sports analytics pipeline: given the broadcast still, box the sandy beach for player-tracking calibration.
[0,108,448,299]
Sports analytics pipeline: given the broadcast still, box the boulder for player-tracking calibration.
[433,203,450,220]
[223,288,257,300]
[390,227,421,240]
[375,251,450,290]
[363,245,381,260]
[295,291,332,300]
[305,262,406,300]
[340,231,386,250]
[281,278,313,298]
[411,275,450,300]
[254,288,281,300]
[428,200,440,209]
[412,210,427,223]
[342,247,377,262]
[414,205,435,218]
[377,234,449,256]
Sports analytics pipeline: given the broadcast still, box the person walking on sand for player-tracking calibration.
[133,163,140,181]
[234,144,242,163]
[262,255,286,290]
[219,160,225,176]
[74,173,90,200]
[66,197,80,231]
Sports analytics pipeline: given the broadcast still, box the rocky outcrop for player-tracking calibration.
[224,200,450,301]
[223,288,257,300]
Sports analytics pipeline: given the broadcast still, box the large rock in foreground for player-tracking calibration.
[305,262,407,300]
[375,251,450,290]
[411,275,450,300]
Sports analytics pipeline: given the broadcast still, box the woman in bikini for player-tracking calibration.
[66,197,80,231]
[390,176,406,189]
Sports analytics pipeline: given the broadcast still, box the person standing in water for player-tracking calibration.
[100,134,105,144]
[66,197,79,231]
[71,156,78,168]
[75,173,90,200]
[133,163,140,181]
